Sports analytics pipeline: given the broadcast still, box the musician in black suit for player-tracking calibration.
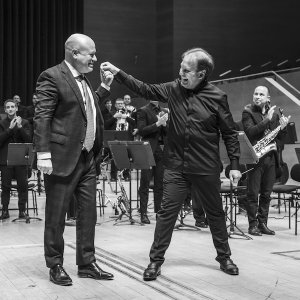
[242,85,290,236]
[34,33,114,286]
[101,47,241,278]
[0,99,32,220]
[137,101,168,224]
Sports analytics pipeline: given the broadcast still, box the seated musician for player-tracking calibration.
[103,98,136,181]
[242,85,290,236]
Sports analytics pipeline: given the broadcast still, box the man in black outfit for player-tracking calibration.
[242,86,290,236]
[102,98,135,180]
[136,100,168,224]
[101,47,241,278]
[0,99,32,220]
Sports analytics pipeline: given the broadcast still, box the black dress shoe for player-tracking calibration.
[141,214,150,224]
[0,210,10,220]
[18,211,28,219]
[258,223,275,235]
[216,257,239,275]
[143,262,161,281]
[50,264,72,286]
[78,262,114,280]
[248,225,262,236]
[195,221,208,228]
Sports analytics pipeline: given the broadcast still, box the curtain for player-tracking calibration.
[0,0,83,108]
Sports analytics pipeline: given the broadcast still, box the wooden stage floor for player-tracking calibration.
[0,180,300,300]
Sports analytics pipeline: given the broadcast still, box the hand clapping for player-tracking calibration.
[156,112,168,127]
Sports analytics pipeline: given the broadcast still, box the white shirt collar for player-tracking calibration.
[64,60,81,78]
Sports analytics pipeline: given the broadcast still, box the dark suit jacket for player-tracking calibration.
[137,103,167,152]
[34,61,110,177]
[101,107,116,130]
[0,116,32,165]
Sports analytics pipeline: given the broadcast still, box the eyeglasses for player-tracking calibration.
[76,50,96,59]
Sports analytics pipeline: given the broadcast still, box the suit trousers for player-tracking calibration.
[139,147,164,214]
[44,150,97,268]
[149,169,231,264]
[0,166,28,211]
[246,154,276,226]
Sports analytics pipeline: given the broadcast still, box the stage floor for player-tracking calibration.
[0,180,300,300]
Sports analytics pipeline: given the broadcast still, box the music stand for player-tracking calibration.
[108,141,155,225]
[174,207,201,231]
[219,132,257,239]
[7,143,42,223]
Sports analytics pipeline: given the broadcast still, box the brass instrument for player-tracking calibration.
[252,108,283,159]
[116,170,131,214]
[99,155,130,215]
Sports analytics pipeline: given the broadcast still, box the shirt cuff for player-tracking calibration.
[37,152,52,160]
[101,82,110,91]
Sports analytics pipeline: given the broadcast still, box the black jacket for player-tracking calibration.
[115,70,240,175]
[0,116,32,165]
[34,61,109,176]
[137,103,167,152]
[242,103,286,146]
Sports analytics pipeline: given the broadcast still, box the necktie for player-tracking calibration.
[76,75,95,152]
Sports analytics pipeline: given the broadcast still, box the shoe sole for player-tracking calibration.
[50,275,72,286]
[220,267,239,275]
[143,270,161,281]
[78,272,114,280]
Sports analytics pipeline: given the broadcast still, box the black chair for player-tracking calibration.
[272,163,300,229]
[290,164,300,235]
[10,179,41,223]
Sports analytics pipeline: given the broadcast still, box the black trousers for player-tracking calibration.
[246,154,276,227]
[184,190,206,222]
[149,169,231,265]
[139,147,164,214]
[0,166,28,211]
[44,150,97,268]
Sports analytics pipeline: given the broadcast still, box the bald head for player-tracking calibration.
[65,34,94,57]
[64,33,97,74]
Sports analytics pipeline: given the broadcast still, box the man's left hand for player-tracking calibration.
[280,114,291,130]
[16,116,22,128]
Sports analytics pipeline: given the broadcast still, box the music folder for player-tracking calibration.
[219,131,258,165]
[108,141,155,170]
[7,143,34,166]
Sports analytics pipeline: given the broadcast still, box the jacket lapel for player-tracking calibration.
[59,62,87,119]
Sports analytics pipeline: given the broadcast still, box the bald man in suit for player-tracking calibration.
[34,33,114,286]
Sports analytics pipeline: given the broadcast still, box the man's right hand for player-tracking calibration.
[37,158,53,175]
[100,62,120,76]
[267,105,276,120]
[9,117,17,129]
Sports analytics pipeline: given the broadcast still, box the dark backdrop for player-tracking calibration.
[0,0,83,107]
[85,0,300,103]
[1,0,299,108]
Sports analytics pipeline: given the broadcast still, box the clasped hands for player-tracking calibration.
[156,112,168,127]
[9,116,22,129]
[100,62,120,86]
